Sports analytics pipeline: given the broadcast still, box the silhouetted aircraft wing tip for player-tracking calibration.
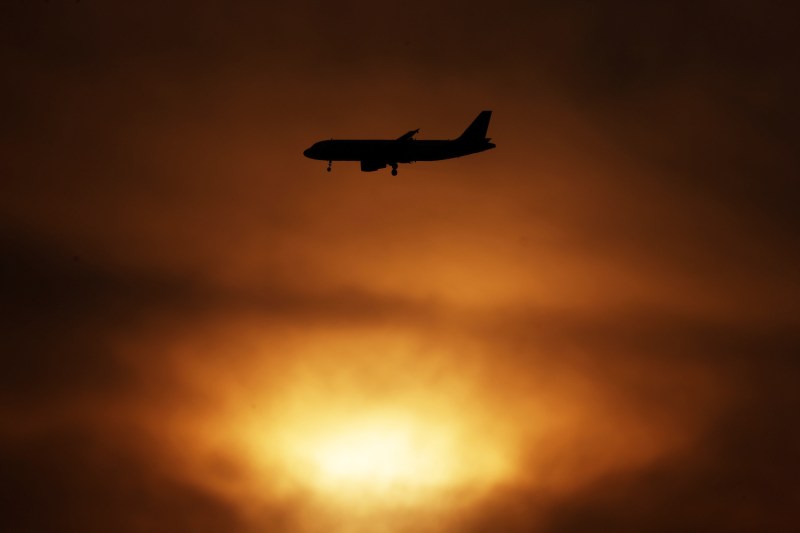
[396,128,420,141]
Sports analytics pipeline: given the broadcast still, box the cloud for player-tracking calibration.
[1,2,798,532]
[0,424,261,533]
[458,315,800,533]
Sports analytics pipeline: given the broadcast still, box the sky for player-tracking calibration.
[1,1,799,532]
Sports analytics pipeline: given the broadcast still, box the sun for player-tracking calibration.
[220,330,521,533]
[295,415,456,495]
[266,405,513,508]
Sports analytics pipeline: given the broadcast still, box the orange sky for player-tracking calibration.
[2,2,799,532]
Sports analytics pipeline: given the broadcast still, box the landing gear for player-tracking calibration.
[390,163,398,176]
[326,161,332,172]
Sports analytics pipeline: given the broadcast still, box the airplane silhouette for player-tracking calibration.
[303,111,495,175]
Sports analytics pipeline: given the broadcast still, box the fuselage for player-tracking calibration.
[303,138,495,163]
[303,110,495,174]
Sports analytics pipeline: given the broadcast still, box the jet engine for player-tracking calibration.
[360,160,387,172]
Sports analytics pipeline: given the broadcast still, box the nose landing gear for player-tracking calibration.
[390,162,398,176]
[327,161,332,172]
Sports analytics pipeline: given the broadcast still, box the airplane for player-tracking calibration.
[303,111,495,175]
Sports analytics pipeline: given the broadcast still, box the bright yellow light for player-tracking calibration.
[160,324,726,533]
[296,416,455,494]
[267,403,516,512]
[214,329,524,533]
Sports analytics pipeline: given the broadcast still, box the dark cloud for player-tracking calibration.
[0,228,139,405]
[469,382,800,533]
[556,1,800,238]
[0,425,255,533]
[0,222,445,406]
[454,323,799,532]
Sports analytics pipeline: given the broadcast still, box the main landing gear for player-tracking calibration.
[327,161,332,172]
[390,163,398,176]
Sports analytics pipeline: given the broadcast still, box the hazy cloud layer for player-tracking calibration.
[2,2,798,532]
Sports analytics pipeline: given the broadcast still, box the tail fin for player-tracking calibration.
[457,110,492,141]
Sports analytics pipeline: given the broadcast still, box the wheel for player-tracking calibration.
[326,167,331,172]
[391,169,398,176]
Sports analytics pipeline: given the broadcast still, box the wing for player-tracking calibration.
[396,128,419,141]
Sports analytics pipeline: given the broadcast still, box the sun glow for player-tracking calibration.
[268,403,514,508]
[307,420,446,488]
[202,329,531,533]
[171,325,720,533]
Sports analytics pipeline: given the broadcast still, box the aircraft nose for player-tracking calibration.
[304,145,323,159]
